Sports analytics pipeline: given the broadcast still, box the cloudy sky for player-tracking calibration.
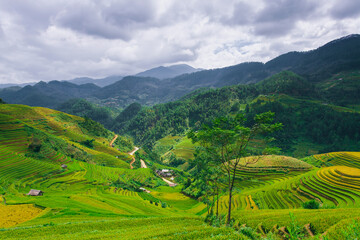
[0,0,359,84]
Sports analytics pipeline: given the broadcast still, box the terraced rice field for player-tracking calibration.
[0,145,58,184]
[0,114,30,153]
[227,155,313,191]
[233,165,360,211]
[2,103,360,238]
[214,153,360,213]
[0,217,243,240]
[304,152,360,168]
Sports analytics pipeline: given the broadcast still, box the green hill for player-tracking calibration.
[115,71,360,159]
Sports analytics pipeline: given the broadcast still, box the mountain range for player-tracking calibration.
[1,34,359,109]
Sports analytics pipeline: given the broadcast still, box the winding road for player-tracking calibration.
[109,135,118,147]
[128,147,139,169]
[161,177,177,187]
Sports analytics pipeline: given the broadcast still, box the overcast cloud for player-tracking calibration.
[0,0,359,83]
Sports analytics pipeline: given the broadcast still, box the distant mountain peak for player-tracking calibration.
[135,64,202,79]
[323,34,360,47]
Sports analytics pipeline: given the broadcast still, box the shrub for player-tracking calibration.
[238,226,260,240]
[81,139,95,149]
[287,212,304,240]
[302,200,320,209]
[205,214,227,228]
[28,137,42,152]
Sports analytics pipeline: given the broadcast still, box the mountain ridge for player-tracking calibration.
[1,34,359,109]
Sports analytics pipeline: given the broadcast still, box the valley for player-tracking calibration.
[0,35,360,239]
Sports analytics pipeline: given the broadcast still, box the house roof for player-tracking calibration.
[27,189,43,196]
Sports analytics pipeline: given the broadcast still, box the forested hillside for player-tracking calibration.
[115,71,360,157]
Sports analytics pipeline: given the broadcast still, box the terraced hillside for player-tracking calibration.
[152,135,198,170]
[2,104,360,239]
[302,151,360,168]
[204,153,360,238]
[0,104,227,239]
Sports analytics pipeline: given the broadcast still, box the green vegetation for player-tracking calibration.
[1,36,360,239]
[302,199,320,209]
[188,112,282,224]
[0,103,234,239]
[115,71,360,159]
[152,136,198,170]
[58,98,115,128]
[2,103,360,239]
[326,218,360,239]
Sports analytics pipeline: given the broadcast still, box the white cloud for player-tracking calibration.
[0,0,359,83]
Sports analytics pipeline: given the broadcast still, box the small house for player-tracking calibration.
[61,164,67,169]
[27,189,43,196]
[139,187,151,193]
[156,169,174,178]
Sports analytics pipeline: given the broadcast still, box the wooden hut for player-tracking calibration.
[27,189,43,196]
[61,164,68,169]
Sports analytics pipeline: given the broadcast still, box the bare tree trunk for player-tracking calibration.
[227,185,233,225]
[210,192,215,215]
[226,167,232,225]
[227,162,239,225]
[216,186,219,217]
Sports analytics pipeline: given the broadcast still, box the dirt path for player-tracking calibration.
[140,159,147,168]
[128,147,139,169]
[109,135,118,147]
[161,177,177,187]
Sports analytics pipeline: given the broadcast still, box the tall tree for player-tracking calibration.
[188,111,282,224]
[191,149,225,217]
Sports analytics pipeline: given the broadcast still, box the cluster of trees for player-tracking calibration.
[185,112,281,224]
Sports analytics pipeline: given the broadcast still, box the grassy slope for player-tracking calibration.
[153,135,198,170]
